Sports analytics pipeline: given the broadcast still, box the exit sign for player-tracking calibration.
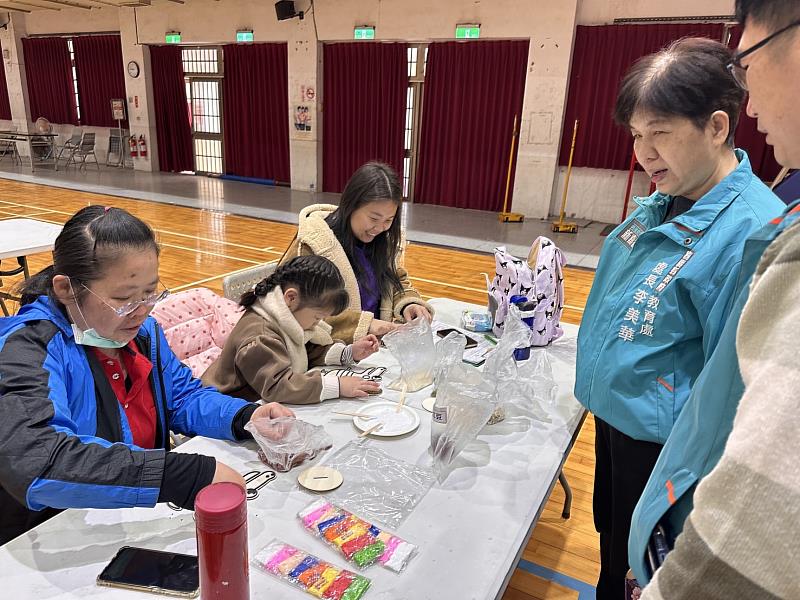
[354,26,375,40]
[455,24,480,39]
[165,32,182,44]
[237,30,254,42]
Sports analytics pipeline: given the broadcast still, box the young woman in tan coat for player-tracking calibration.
[202,256,380,405]
[281,162,432,343]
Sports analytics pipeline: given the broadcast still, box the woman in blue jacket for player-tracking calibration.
[574,38,784,599]
[0,206,294,544]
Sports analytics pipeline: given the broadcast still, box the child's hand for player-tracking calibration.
[351,335,380,361]
[369,319,398,337]
[339,376,381,398]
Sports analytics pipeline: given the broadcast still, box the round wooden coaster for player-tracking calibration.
[297,466,344,492]
[421,396,436,413]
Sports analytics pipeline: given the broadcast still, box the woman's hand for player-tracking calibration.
[402,304,432,322]
[369,319,399,337]
[248,403,295,440]
[251,402,295,421]
[351,335,380,361]
[339,376,381,398]
[211,460,246,488]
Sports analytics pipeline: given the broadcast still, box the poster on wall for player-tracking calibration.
[293,84,316,140]
[294,105,312,132]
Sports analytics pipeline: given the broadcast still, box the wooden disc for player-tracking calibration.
[421,396,436,412]
[297,467,344,492]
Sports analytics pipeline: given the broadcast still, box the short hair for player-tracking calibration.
[736,0,800,32]
[614,37,745,146]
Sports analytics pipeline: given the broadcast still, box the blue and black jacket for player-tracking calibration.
[0,296,257,544]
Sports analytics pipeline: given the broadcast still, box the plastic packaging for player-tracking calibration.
[430,363,496,479]
[432,331,467,396]
[383,317,436,392]
[460,309,493,332]
[245,417,333,472]
[484,306,554,424]
[298,499,418,572]
[315,440,435,530]
[253,539,371,599]
[195,482,249,600]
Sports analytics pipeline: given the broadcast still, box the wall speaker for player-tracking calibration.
[275,1,296,21]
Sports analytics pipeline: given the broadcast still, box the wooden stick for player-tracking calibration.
[396,383,408,413]
[358,423,383,437]
[332,411,375,419]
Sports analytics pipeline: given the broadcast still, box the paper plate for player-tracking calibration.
[353,401,420,437]
[421,396,436,413]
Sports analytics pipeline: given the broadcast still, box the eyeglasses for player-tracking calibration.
[82,284,170,317]
[727,20,800,90]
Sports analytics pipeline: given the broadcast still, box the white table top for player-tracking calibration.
[0,218,62,261]
[0,298,584,600]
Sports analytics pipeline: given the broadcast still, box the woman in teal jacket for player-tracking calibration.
[0,206,294,544]
[574,38,785,599]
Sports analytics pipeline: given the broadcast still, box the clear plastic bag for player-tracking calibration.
[430,364,495,479]
[483,305,553,423]
[298,498,418,572]
[314,440,435,530]
[383,317,436,392]
[433,330,467,394]
[253,538,371,599]
[245,417,333,473]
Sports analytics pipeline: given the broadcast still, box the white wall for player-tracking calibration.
[577,0,735,25]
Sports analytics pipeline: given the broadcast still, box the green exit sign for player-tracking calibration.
[236,30,254,42]
[455,25,481,39]
[165,32,182,44]
[354,26,375,40]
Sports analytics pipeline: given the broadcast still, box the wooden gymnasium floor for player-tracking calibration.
[0,180,599,600]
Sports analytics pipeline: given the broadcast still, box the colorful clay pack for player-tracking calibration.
[253,539,371,600]
[298,499,418,572]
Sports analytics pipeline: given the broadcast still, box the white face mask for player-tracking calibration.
[66,280,128,349]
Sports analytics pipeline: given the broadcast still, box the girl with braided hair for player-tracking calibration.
[202,255,381,404]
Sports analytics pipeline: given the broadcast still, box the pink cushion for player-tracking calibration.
[151,287,242,377]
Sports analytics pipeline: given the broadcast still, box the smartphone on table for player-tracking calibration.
[437,328,479,348]
[97,546,199,598]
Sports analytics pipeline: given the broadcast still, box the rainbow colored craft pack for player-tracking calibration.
[298,499,418,572]
[253,539,371,600]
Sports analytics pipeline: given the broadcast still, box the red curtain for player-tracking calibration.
[149,45,193,173]
[727,26,781,181]
[22,37,78,125]
[322,42,407,193]
[413,40,529,211]
[0,44,11,120]
[222,43,290,183]
[559,24,725,171]
[73,35,127,128]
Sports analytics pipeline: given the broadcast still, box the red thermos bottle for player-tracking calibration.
[195,482,250,600]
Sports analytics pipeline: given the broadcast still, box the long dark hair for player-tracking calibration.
[325,162,404,298]
[240,255,349,315]
[19,206,160,307]
[614,37,745,146]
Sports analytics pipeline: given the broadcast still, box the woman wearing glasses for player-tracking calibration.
[575,37,784,599]
[0,206,294,544]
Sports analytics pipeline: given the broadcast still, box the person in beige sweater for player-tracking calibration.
[202,256,381,405]
[281,162,433,343]
[638,1,800,597]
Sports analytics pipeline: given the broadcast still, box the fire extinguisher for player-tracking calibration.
[138,135,148,159]
[129,135,138,158]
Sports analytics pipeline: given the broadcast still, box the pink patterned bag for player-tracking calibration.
[488,237,565,346]
[150,287,243,377]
